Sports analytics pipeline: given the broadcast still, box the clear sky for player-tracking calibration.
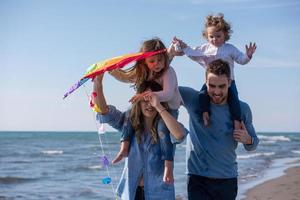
[1,0,300,132]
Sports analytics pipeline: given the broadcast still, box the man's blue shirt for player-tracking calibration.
[179,86,259,178]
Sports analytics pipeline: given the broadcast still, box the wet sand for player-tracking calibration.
[244,166,300,200]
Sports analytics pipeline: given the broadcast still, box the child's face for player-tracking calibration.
[206,26,226,47]
[145,54,165,73]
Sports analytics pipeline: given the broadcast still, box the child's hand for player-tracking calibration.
[233,122,252,144]
[173,37,188,49]
[168,43,184,58]
[245,42,257,59]
[129,93,144,103]
[143,91,160,108]
[129,91,150,103]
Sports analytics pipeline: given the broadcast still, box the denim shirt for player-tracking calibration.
[179,86,259,178]
[96,105,186,200]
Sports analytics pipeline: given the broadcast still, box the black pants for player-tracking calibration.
[135,186,145,200]
[188,174,237,200]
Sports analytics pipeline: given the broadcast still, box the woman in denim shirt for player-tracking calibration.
[92,74,186,200]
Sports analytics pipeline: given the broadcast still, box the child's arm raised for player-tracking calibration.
[245,42,257,59]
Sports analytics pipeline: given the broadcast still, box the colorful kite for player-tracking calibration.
[63,49,166,99]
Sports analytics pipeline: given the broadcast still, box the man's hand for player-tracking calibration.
[233,122,252,144]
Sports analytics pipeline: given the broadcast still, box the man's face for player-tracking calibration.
[206,73,231,104]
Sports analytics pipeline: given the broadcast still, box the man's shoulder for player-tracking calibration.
[239,100,251,110]
[179,86,199,106]
[179,86,198,95]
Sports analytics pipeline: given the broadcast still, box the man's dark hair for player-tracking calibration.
[206,59,231,79]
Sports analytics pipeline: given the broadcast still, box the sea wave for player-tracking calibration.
[0,176,37,184]
[87,165,102,170]
[258,135,290,142]
[61,165,103,172]
[41,150,63,155]
[237,152,275,159]
[292,150,300,154]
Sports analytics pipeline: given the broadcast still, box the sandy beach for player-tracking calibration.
[244,166,300,200]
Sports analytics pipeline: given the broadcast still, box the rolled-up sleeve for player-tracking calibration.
[96,105,126,132]
[170,123,188,144]
[242,103,259,151]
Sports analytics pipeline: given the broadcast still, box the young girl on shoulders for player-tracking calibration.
[109,38,183,184]
[170,13,256,130]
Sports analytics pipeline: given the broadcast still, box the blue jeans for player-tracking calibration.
[187,174,237,200]
[199,81,242,121]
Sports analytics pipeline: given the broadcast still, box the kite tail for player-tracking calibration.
[63,77,89,99]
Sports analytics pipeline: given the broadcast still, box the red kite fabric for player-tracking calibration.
[63,49,166,99]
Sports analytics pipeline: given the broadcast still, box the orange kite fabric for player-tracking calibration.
[63,49,166,99]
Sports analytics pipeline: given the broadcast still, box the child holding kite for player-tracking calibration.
[109,38,183,184]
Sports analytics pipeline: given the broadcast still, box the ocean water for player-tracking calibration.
[0,131,300,200]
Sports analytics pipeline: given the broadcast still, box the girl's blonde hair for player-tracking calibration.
[109,38,169,89]
[130,81,168,144]
[202,13,232,42]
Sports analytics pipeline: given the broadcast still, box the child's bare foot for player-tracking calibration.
[163,160,174,184]
[234,120,242,130]
[112,151,127,164]
[203,112,210,127]
[112,141,129,164]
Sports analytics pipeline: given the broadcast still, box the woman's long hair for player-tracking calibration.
[130,81,168,144]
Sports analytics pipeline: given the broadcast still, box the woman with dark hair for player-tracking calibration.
[92,73,186,200]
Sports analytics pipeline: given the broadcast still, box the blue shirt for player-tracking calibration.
[179,86,259,178]
[96,105,186,200]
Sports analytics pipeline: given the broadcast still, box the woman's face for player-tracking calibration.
[139,90,157,119]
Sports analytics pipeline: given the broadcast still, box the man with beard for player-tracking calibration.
[179,59,259,200]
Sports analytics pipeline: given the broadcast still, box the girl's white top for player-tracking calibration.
[152,66,182,110]
[182,43,251,80]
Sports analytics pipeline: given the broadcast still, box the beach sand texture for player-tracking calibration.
[244,166,300,200]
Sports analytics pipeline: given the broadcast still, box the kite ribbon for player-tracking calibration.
[63,49,166,99]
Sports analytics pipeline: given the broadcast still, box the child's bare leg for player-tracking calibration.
[112,141,129,164]
[234,120,242,130]
[202,112,210,127]
[163,160,174,184]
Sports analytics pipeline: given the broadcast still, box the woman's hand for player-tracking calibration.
[93,73,104,86]
[92,73,109,114]
[143,92,166,113]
